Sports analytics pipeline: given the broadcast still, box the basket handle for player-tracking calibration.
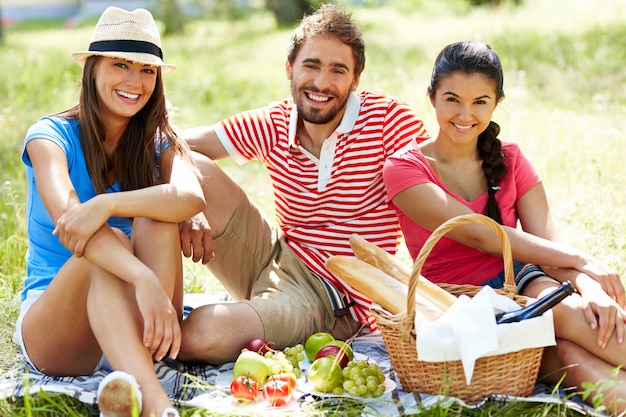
[405,214,515,331]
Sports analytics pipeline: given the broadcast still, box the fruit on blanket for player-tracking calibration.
[259,344,305,378]
[263,377,293,407]
[283,343,306,362]
[233,351,270,387]
[315,344,350,369]
[341,359,387,398]
[308,356,344,393]
[266,372,297,390]
[283,343,306,374]
[326,340,354,361]
[304,332,335,362]
[230,375,258,402]
[243,338,275,355]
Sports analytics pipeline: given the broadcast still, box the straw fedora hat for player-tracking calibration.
[72,6,176,73]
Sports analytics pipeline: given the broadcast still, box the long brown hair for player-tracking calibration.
[58,56,192,194]
[428,41,506,224]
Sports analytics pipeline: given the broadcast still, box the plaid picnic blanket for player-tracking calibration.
[0,329,607,416]
[0,330,414,415]
[0,293,608,417]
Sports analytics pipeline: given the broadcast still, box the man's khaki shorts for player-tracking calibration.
[205,192,360,348]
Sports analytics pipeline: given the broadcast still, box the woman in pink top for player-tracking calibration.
[383,41,626,413]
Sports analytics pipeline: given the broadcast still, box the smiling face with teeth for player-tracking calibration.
[430,71,498,148]
[286,35,360,128]
[94,57,157,127]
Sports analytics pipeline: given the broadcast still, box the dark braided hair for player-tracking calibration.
[428,41,507,224]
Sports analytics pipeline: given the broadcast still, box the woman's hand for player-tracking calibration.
[53,196,110,257]
[577,257,625,307]
[576,275,626,348]
[134,273,182,361]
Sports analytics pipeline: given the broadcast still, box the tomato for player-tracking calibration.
[230,375,259,402]
[262,378,293,407]
[267,372,297,390]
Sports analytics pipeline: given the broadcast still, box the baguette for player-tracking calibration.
[325,255,444,320]
[349,234,412,283]
[349,234,457,311]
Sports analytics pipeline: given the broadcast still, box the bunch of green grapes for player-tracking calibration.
[263,344,305,378]
[339,359,386,398]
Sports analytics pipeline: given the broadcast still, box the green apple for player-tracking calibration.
[232,350,270,387]
[304,332,335,362]
[308,356,343,393]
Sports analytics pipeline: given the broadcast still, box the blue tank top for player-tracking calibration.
[21,116,134,301]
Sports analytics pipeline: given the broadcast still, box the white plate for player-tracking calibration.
[215,351,396,399]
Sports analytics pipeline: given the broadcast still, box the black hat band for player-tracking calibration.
[89,40,163,60]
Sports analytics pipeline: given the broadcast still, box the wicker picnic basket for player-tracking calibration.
[371,214,544,403]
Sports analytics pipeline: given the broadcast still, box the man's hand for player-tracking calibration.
[179,213,214,264]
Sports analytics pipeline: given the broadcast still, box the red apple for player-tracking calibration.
[314,344,350,368]
[243,338,275,355]
[326,340,354,361]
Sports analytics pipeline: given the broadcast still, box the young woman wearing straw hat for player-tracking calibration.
[15,7,202,417]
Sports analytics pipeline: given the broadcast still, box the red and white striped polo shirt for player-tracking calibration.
[215,91,428,327]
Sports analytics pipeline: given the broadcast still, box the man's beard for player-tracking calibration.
[293,86,348,125]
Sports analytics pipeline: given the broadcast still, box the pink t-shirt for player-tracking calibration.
[383,140,540,286]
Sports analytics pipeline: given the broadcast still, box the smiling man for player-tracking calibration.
[177,3,429,364]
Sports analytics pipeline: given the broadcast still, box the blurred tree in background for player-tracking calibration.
[264,0,325,26]
[0,1,4,44]
[469,0,521,5]
[158,0,184,34]
[157,0,525,33]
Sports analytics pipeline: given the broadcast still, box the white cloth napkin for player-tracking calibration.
[415,286,556,385]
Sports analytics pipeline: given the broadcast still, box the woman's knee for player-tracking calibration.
[555,338,586,364]
[132,219,181,259]
[133,218,178,241]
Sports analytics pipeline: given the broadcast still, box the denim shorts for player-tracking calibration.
[480,262,546,294]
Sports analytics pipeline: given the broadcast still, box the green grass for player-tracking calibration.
[1,0,625,414]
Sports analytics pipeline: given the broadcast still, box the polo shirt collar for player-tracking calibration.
[288,91,361,148]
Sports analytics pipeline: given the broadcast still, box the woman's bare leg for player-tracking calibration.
[525,277,626,367]
[22,221,182,417]
[541,340,626,415]
[526,278,626,413]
